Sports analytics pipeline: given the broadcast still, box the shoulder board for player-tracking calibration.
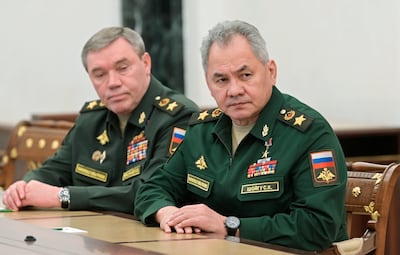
[153,96,183,116]
[277,107,313,132]
[80,100,107,113]
[189,108,223,125]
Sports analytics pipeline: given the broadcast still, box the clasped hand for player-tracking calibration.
[156,204,227,236]
[2,180,60,211]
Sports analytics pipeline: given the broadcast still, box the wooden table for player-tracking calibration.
[0,194,312,255]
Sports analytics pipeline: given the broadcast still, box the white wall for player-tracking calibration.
[1,1,400,128]
[0,0,121,124]
[183,0,400,127]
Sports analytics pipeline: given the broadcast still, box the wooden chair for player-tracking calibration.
[0,120,74,189]
[31,112,79,122]
[324,161,400,255]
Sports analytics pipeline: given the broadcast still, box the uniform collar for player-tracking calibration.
[250,86,284,141]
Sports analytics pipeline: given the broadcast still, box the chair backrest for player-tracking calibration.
[31,112,79,122]
[344,161,400,255]
[0,120,74,189]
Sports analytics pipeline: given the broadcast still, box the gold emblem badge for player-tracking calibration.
[92,150,106,164]
[317,168,336,182]
[96,130,110,145]
[159,98,170,107]
[282,110,295,121]
[211,108,222,118]
[139,112,146,124]
[195,155,208,170]
[262,124,269,137]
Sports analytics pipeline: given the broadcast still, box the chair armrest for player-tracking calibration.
[321,230,376,255]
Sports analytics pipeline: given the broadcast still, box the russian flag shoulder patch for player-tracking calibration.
[169,127,186,155]
[309,150,339,187]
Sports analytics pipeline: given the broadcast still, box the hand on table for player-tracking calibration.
[3,180,61,210]
[157,204,227,235]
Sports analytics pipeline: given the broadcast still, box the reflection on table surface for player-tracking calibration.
[0,190,313,255]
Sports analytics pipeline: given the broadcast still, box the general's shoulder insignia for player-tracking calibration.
[154,96,183,116]
[169,127,186,155]
[277,107,313,132]
[309,150,339,187]
[80,100,106,113]
[189,108,222,125]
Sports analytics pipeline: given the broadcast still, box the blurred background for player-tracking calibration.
[0,0,399,127]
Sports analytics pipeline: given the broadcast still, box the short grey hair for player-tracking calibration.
[200,20,269,71]
[81,27,146,71]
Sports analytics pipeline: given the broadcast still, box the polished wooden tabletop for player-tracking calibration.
[0,191,313,255]
[0,217,161,255]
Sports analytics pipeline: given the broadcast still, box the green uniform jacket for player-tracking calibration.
[24,77,199,214]
[135,86,348,251]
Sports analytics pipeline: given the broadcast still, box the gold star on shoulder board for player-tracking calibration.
[294,114,306,126]
[198,110,209,120]
[96,130,110,145]
[167,101,178,111]
[87,101,98,109]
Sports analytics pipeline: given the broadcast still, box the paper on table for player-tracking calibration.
[0,206,12,212]
[53,227,88,234]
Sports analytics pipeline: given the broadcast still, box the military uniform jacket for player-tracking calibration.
[24,77,199,214]
[135,86,348,251]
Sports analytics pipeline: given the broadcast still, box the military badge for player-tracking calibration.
[92,150,106,164]
[159,98,170,107]
[310,150,339,186]
[197,110,209,121]
[167,101,178,111]
[248,138,277,178]
[96,130,109,145]
[126,132,148,165]
[195,155,207,170]
[169,127,186,155]
[86,100,98,110]
[247,159,277,178]
[262,124,269,137]
[277,107,313,132]
[138,112,146,124]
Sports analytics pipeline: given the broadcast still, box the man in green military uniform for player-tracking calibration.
[3,27,198,213]
[134,20,347,251]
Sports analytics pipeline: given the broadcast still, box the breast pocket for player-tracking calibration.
[237,175,284,202]
[186,168,215,198]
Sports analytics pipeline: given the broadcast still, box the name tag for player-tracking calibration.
[187,174,210,192]
[122,166,141,181]
[75,163,108,182]
[241,181,279,194]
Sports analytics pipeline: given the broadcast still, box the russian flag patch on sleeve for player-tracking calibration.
[310,150,339,186]
[169,127,186,155]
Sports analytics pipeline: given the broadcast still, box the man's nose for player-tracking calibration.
[227,79,244,97]
[107,71,121,87]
